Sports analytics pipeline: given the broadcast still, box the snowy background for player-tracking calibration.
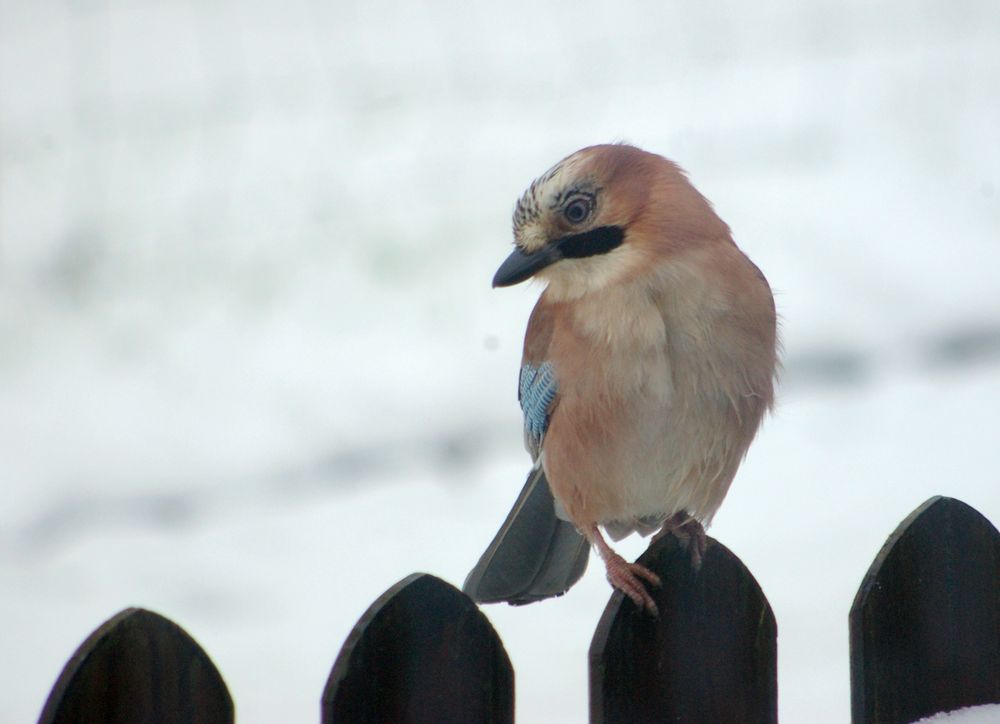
[3,1,1000,721]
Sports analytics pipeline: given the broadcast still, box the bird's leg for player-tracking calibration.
[589,525,661,616]
[653,511,707,571]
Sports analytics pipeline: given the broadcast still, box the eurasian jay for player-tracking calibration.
[464,144,778,615]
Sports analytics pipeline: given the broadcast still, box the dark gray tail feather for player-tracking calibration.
[463,468,590,605]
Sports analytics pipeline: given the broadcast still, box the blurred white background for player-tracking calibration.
[2,1,999,721]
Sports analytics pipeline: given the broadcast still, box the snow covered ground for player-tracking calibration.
[2,1,999,721]
[919,705,1000,723]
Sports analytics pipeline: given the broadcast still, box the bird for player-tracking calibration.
[463,144,778,615]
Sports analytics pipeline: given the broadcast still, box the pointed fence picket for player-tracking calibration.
[35,496,1000,723]
[37,607,232,724]
[322,573,513,723]
[850,496,1000,723]
[590,534,777,723]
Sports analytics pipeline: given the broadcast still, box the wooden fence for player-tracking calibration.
[37,496,999,723]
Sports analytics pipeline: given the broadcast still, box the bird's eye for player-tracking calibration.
[563,197,591,224]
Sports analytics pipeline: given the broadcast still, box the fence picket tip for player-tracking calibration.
[38,606,233,724]
[322,572,513,724]
[850,495,1000,723]
[590,533,777,724]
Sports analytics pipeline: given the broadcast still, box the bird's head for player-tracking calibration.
[494,144,729,300]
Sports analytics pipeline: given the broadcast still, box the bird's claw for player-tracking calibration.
[654,512,707,571]
[604,552,661,616]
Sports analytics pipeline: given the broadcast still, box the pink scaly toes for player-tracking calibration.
[603,551,662,616]
[589,524,662,615]
[653,511,707,571]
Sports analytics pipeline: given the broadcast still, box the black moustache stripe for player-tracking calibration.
[554,225,625,259]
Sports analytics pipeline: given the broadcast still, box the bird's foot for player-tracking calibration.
[654,512,706,571]
[590,525,661,615]
[603,552,661,615]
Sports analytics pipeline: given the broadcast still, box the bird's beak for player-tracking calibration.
[492,245,562,288]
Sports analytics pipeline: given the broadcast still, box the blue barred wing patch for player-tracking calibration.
[519,362,558,459]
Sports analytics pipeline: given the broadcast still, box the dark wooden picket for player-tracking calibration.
[37,607,233,724]
[321,572,514,724]
[589,533,778,723]
[850,496,1000,723]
